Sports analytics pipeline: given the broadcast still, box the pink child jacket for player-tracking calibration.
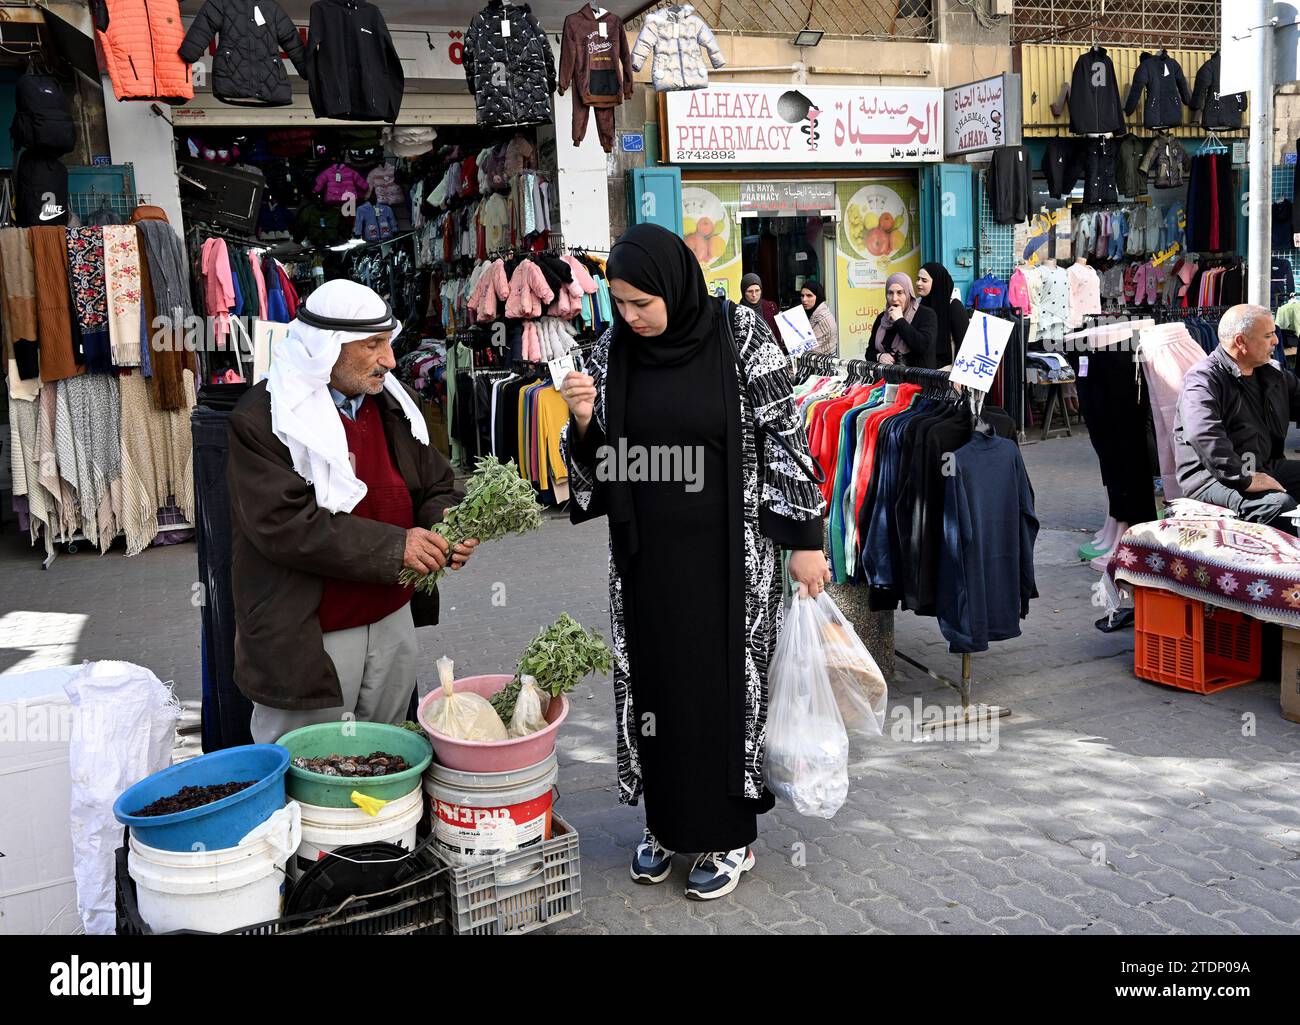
[505,259,554,319]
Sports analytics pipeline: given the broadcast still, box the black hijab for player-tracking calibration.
[920,261,956,346]
[802,279,826,313]
[606,223,714,368]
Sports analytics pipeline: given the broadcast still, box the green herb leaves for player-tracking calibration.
[490,613,613,723]
[398,456,544,594]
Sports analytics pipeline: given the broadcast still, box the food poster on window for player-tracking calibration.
[835,177,921,361]
[682,182,742,299]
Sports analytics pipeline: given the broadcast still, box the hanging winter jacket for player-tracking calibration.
[1082,138,1119,205]
[1190,51,1247,131]
[91,0,193,103]
[631,3,725,92]
[304,0,404,123]
[464,0,556,128]
[178,0,307,107]
[1124,51,1192,130]
[1139,134,1191,189]
[990,145,1032,224]
[1041,137,1083,199]
[1068,46,1125,136]
[10,70,75,155]
[1116,133,1147,197]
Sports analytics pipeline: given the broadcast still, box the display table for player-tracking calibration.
[1105,499,1300,630]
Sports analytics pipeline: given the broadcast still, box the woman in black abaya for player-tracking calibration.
[559,225,828,901]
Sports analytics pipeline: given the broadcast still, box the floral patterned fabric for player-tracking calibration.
[66,227,108,331]
[103,225,142,367]
[1105,498,1300,627]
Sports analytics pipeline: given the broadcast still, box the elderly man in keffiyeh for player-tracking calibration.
[227,280,476,742]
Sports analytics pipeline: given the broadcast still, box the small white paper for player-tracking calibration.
[1162,64,1170,77]
[795,251,807,262]
[253,4,266,26]
[334,172,342,183]
[549,353,577,390]
[598,22,607,37]
[776,304,817,356]
[253,319,291,383]
[950,310,1015,392]
[1078,355,1089,378]
[501,18,511,36]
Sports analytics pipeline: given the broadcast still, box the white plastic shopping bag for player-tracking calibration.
[764,593,849,819]
[812,592,888,736]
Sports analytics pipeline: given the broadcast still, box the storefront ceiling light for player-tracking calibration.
[793,29,824,47]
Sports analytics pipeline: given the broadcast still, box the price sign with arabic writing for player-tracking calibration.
[665,83,944,164]
[950,310,1015,393]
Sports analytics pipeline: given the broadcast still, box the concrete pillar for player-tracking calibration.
[100,76,185,235]
[549,90,614,249]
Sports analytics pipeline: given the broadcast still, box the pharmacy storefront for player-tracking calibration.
[662,82,944,360]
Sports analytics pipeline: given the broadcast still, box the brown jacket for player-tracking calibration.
[558,4,634,107]
[227,380,462,710]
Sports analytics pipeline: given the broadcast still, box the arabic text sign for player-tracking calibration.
[776,304,817,355]
[943,73,1022,158]
[950,310,1014,392]
[739,181,835,213]
[665,84,944,164]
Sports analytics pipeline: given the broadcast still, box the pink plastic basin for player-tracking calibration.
[417,674,569,772]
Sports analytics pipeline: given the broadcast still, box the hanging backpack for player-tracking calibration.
[14,151,69,226]
[11,69,76,156]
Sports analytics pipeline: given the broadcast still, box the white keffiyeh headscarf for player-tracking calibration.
[267,279,428,514]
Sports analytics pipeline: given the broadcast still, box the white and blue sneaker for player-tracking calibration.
[684,846,755,901]
[630,829,674,884]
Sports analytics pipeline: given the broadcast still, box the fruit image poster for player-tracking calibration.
[835,178,921,361]
[681,183,742,299]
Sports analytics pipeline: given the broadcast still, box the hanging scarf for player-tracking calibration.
[267,279,429,514]
[103,225,142,367]
[873,271,920,354]
[66,227,112,373]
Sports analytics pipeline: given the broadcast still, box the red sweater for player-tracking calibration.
[318,397,415,633]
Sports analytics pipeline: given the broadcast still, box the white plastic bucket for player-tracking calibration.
[291,785,424,880]
[423,753,557,881]
[127,802,300,934]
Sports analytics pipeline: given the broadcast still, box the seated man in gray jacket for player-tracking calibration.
[1173,304,1300,532]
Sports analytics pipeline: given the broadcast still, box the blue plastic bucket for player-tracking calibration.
[113,745,290,852]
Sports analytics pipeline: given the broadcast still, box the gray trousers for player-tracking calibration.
[1189,459,1300,536]
[249,603,419,744]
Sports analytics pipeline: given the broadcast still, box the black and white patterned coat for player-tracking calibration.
[560,303,824,804]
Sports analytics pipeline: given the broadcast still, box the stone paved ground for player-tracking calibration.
[2,430,1299,934]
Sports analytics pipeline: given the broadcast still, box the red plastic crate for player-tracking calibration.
[1133,587,1260,693]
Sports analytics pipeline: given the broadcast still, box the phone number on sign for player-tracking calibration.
[675,150,737,160]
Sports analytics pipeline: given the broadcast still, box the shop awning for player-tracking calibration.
[274,0,656,32]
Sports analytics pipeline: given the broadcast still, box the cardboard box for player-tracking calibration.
[1281,628,1300,724]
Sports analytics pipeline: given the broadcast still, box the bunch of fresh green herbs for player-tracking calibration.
[491,613,613,724]
[398,456,543,594]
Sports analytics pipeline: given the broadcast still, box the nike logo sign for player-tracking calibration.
[39,207,65,221]
[360,27,372,33]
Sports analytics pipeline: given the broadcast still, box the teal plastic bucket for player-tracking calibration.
[277,723,432,808]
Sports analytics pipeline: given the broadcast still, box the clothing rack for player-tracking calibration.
[791,352,1012,724]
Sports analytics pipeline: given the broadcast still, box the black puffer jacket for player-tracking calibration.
[1191,52,1247,130]
[1124,50,1192,130]
[179,0,306,106]
[1069,46,1125,136]
[304,0,403,122]
[464,0,556,128]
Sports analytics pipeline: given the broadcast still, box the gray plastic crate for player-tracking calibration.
[438,813,582,935]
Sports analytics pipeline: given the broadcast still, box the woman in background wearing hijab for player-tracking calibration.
[865,271,939,369]
[740,272,783,351]
[916,262,969,367]
[558,224,828,903]
[800,280,838,356]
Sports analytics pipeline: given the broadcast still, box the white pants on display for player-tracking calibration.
[249,603,419,744]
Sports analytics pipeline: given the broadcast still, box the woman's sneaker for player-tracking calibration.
[630,829,673,884]
[684,846,755,900]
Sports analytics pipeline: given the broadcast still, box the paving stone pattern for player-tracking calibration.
[2,433,1298,934]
